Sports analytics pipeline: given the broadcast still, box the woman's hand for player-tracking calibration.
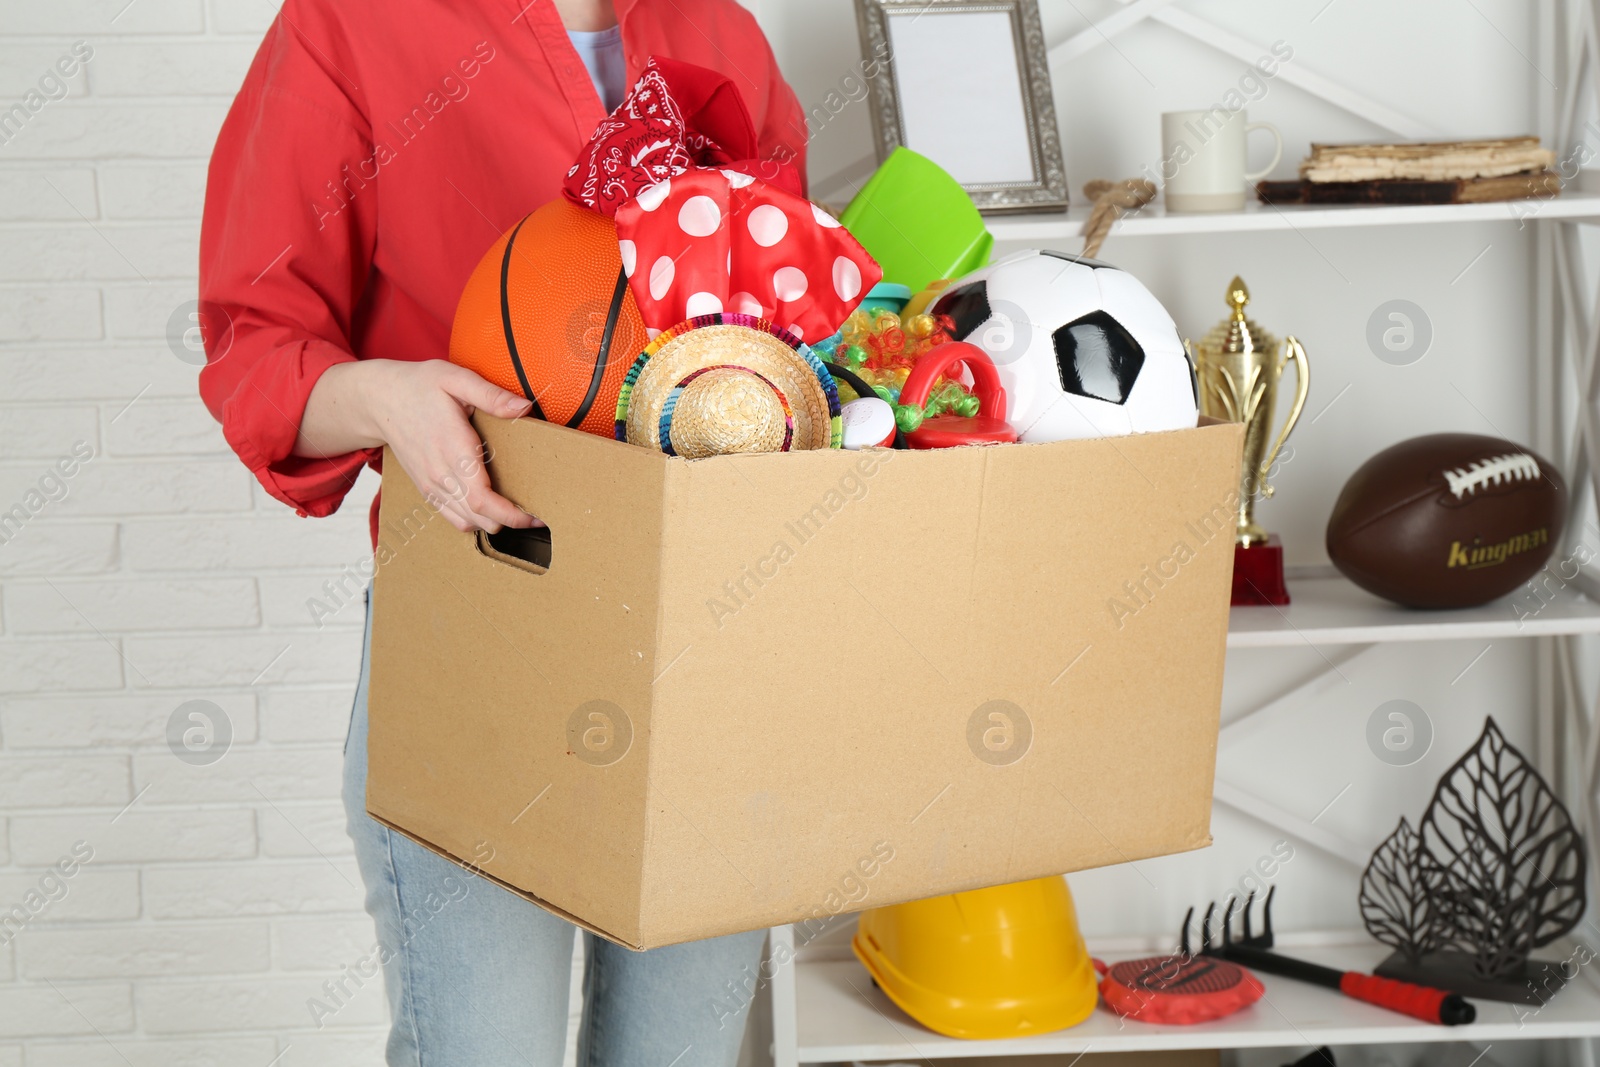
[296,359,538,533]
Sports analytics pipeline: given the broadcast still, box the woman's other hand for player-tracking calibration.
[297,359,539,533]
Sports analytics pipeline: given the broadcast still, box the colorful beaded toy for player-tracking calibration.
[821,307,981,430]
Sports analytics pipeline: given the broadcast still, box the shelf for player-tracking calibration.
[1226,576,1600,649]
[793,942,1600,1063]
[985,191,1600,243]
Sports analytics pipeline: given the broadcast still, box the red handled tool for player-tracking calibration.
[899,341,1018,449]
[1184,888,1475,1026]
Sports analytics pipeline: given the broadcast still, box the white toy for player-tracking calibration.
[928,250,1198,442]
[840,396,897,450]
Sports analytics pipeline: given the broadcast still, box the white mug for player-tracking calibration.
[1160,109,1283,213]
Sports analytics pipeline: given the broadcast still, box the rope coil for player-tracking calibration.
[1079,179,1157,259]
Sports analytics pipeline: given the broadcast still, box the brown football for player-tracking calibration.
[1326,433,1566,609]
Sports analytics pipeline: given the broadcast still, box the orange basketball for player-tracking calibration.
[449,198,649,437]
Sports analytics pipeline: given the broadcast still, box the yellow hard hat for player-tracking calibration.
[852,875,1097,1040]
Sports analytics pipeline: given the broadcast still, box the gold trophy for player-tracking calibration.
[1188,277,1308,605]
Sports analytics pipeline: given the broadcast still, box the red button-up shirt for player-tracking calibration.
[199,0,806,530]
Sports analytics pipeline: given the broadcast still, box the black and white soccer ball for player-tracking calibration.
[928,250,1198,442]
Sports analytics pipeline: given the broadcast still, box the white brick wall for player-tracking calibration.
[0,8,390,1062]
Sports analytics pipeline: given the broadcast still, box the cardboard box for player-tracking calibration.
[367,414,1243,949]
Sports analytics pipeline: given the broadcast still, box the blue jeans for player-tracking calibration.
[342,592,766,1066]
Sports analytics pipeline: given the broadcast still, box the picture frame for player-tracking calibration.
[853,0,1069,214]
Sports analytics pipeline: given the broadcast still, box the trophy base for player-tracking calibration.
[1232,535,1290,606]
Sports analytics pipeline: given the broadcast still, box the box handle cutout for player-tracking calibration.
[477,524,552,574]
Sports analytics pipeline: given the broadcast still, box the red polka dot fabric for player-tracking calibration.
[615,169,882,342]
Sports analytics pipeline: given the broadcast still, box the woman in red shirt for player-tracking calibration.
[200,0,806,1062]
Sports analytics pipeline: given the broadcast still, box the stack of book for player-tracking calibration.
[1258,137,1559,205]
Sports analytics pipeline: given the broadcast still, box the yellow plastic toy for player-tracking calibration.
[902,278,952,322]
[852,875,1098,1040]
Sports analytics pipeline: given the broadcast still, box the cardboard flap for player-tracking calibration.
[368,417,679,944]
[629,423,1243,943]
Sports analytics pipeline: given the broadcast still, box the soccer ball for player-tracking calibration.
[928,250,1198,442]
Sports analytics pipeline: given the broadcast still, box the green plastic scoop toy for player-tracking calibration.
[840,147,993,294]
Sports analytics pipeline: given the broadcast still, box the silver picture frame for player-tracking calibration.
[854,0,1068,214]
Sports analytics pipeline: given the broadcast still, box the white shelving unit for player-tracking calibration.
[790,942,1600,1063]
[760,2,1600,1063]
[1228,574,1600,648]
[986,191,1600,240]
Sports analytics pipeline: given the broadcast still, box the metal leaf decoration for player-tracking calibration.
[1359,816,1442,961]
[1417,718,1586,980]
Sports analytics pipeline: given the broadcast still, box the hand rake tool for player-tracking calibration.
[1182,887,1475,1026]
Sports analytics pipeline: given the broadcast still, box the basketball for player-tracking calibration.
[449,198,649,437]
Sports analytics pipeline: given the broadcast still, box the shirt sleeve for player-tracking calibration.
[198,10,377,518]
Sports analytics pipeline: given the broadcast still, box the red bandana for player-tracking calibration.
[562,56,799,216]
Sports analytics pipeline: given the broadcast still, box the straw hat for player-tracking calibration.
[615,314,842,455]
[660,366,793,457]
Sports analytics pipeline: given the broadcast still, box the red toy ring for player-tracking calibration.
[899,341,1018,449]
